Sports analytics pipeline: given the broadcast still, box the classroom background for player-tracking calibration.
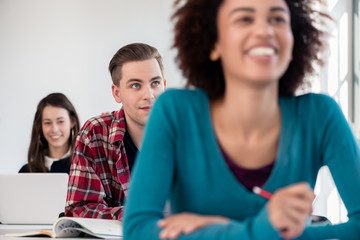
[0,0,359,227]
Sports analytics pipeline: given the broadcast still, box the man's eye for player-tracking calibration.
[152,81,160,87]
[131,83,140,89]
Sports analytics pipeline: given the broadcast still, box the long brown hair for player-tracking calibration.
[27,93,80,172]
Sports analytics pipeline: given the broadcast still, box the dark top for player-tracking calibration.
[123,131,139,172]
[219,144,274,191]
[18,156,71,174]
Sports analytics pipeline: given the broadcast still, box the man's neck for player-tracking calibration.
[125,121,144,150]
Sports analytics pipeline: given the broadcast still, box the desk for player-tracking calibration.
[0,225,50,234]
[0,225,49,240]
[0,225,123,240]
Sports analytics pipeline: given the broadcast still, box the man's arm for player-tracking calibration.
[65,154,123,220]
[65,121,126,220]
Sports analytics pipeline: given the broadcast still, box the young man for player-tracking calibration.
[65,43,166,220]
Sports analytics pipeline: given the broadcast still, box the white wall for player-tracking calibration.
[0,0,184,173]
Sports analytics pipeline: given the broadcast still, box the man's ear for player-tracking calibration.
[164,79,167,89]
[112,84,122,103]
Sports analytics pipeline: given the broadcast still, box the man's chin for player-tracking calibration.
[141,118,148,126]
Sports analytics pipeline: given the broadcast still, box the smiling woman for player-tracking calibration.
[19,93,80,174]
[0,0,178,174]
[123,0,360,239]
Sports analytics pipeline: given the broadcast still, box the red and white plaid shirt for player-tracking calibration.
[65,108,130,220]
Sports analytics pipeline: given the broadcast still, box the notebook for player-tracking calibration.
[0,173,69,225]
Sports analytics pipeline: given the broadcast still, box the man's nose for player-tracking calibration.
[143,86,155,100]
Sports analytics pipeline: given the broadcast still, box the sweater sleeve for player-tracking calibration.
[123,91,280,240]
[298,95,360,239]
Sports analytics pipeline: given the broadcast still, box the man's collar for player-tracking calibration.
[109,108,126,146]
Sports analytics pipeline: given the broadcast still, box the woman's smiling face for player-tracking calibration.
[41,105,73,154]
[210,0,294,86]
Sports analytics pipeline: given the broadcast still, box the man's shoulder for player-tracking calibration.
[79,110,126,141]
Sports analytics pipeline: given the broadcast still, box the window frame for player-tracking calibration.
[352,0,360,143]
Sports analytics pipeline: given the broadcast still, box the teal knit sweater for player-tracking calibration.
[124,89,360,240]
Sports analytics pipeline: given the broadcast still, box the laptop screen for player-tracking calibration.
[0,173,69,224]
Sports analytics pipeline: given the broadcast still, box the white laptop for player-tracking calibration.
[0,173,69,225]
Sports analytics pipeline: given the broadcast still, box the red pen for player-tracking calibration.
[252,186,273,199]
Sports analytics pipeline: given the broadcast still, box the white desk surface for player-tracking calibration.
[0,224,52,235]
[0,224,122,240]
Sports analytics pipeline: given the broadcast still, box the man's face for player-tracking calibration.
[112,58,166,128]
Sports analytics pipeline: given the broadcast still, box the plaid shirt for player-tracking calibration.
[65,108,130,220]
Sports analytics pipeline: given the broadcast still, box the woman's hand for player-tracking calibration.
[158,212,229,239]
[267,182,315,239]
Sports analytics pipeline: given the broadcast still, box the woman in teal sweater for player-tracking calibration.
[124,0,360,239]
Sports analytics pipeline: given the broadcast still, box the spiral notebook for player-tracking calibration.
[0,173,68,225]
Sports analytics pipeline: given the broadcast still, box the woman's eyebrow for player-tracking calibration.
[270,7,290,14]
[229,7,254,17]
[229,6,290,17]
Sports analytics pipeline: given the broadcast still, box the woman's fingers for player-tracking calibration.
[268,182,314,239]
[159,223,183,239]
[158,213,229,239]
